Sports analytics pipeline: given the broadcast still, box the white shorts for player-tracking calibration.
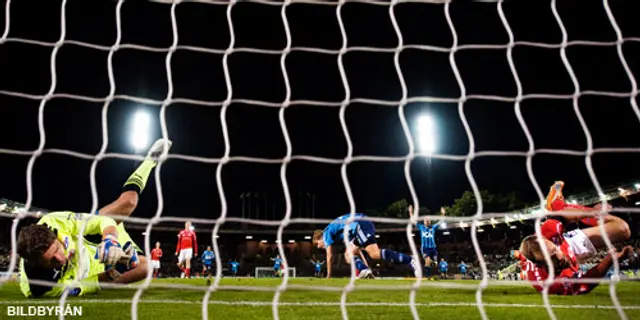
[151,260,161,269]
[564,229,597,262]
[178,248,193,264]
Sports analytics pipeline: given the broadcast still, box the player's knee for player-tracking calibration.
[364,245,381,259]
[136,255,148,271]
[618,220,631,241]
[117,192,138,213]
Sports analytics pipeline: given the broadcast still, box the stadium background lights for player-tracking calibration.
[442,231,450,235]
[375,234,380,238]
[130,110,152,153]
[288,240,295,243]
[509,225,517,229]
[246,235,253,240]
[635,183,640,190]
[275,240,281,244]
[189,225,195,231]
[215,235,219,239]
[260,240,267,243]
[416,114,436,155]
[304,236,311,240]
[477,228,485,233]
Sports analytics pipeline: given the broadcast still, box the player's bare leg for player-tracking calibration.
[580,211,631,249]
[185,258,192,278]
[97,139,172,285]
[424,256,433,278]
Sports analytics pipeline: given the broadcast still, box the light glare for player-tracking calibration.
[417,115,436,154]
[131,111,151,151]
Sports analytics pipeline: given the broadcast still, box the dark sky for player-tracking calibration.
[1,0,640,221]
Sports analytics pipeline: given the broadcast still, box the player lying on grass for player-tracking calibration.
[313,213,420,279]
[515,180,632,295]
[409,205,444,277]
[16,139,172,297]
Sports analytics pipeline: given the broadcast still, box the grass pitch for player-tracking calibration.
[1,278,639,319]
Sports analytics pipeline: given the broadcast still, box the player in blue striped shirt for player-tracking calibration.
[410,205,445,277]
[458,261,468,278]
[229,260,240,277]
[310,259,325,278]
[271,255,283,277]
[313,213,420,279]
[201,246,215,285]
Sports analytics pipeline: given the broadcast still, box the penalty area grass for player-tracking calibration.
[1,278,639,319]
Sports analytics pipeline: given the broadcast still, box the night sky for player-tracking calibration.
[1,0,640,222]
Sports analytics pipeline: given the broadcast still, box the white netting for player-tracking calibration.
[0,0,639,320]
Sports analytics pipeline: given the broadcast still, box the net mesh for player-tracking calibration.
[0,0,638,320]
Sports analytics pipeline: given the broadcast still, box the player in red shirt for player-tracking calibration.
[151,241,163,279]
[176,221,198,278]
[516,181,632,295]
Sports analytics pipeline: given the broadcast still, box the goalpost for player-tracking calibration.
[255,267,297,278]
[0,0,638,320]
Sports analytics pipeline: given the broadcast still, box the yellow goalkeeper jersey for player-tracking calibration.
[19,211,137,298]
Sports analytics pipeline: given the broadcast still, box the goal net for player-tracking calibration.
[255,267,296,279]
[0,0,639,320]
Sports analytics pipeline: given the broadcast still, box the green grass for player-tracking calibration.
[1,278,639,319]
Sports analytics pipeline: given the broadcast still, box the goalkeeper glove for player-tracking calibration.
[95,235,126,266]
[105,241,139,281]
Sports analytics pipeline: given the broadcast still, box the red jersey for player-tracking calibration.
[151,248,163,261]
[176,229,198,255]
[519,219,592,295]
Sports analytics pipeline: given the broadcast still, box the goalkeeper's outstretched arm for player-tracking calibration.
[572,246,634,295]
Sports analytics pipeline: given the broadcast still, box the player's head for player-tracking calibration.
[312,230,324,249]
[185,221,192,230]
[17,224,66,269]
[519,235,572,272]
[155,241,161,248]
[207,245,212,251]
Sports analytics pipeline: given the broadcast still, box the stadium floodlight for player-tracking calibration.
[416,114,436,155]
[635,183,640,190]
[246,235,253,240]
[130,110,151,153]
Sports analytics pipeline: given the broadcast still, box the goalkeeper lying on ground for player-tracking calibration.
[16,139,172,298]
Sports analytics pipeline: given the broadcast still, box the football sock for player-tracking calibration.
[354,256,369,271]
[122,159,156,194]
[186,268,191,278]
[581,217,599,227]
[381,249,411,264]
[424,266,431,277]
